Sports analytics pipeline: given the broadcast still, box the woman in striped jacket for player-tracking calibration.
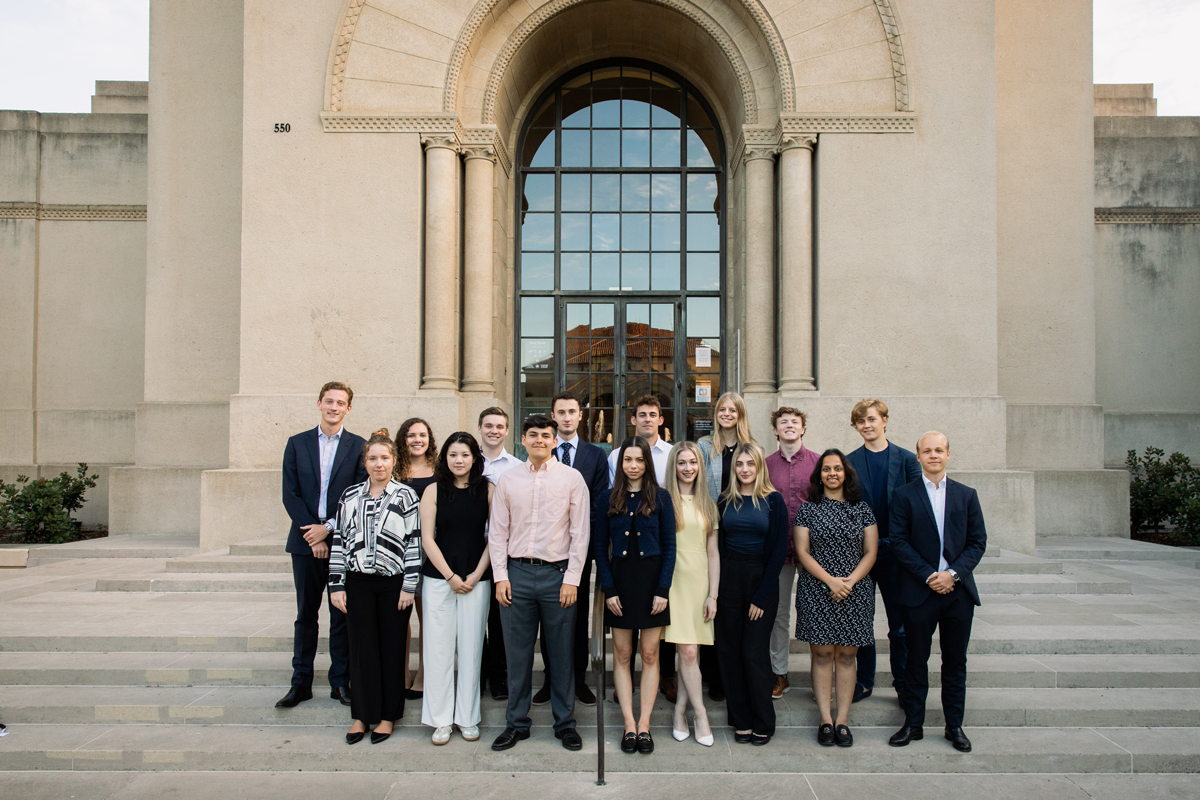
[329,431,423,745]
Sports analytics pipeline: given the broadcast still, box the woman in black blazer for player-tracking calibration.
[715,442,789,746]
[595,436,676,755]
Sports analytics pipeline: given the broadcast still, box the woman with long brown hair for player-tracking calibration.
[594,436,676,755]
[395,417,439,699]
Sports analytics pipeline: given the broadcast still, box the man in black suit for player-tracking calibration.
[887,431,986,753]
[277,381,368,708]
[530,390,609,709]
[845,398,922,702]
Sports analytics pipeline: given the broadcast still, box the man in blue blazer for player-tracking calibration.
[531,390,610,709]
[845,399,922,702]
[887,432,987,753]
[277,381,368,708]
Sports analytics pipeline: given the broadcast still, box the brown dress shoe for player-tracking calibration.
[772,674,790,699]
[661,676,678,703]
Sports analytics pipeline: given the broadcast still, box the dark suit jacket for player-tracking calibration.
[554,437,610,530]
[846,442,920,535]
[282,426,368,556]
[888,476,988,607]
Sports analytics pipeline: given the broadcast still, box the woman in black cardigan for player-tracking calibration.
[715,442,789,746]
[595,436,677,755]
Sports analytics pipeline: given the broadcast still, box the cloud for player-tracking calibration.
[1094,0,1200,116]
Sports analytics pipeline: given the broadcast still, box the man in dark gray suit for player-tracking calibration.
[845,398,921,702]
[277,381,368,708]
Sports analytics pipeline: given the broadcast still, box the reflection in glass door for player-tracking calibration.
[516,61,725,453]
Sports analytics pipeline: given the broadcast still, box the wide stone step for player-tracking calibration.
[229,539,287,556]
[4,652,1200,690]
[165,556,291,574]
[95,573,293,592]
[24,533,200,566]
[1037,536,1200,563]
[3,685,1200,729]
[2,723,1194,774]
[973,573,1129,594]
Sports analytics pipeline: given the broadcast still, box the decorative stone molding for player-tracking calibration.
[326,0,368,112]
[873,0,911,112]
[461,125,512,176]
[421,133,461,152]
[1095,207,1200,224]
[320,113,462,135]
[781,114,916,133]
[479,0,759,125]
[779,133,817,152]
[0,202,147,221]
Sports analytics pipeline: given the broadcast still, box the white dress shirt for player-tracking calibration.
[316,425,343,520]
[555,433,580,466]
[923,472,950,572]
[608,435,673,485]
[483,447,523,485]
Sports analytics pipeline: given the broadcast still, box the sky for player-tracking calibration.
[0,0,1198,115]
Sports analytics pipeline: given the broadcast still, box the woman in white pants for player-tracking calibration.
[419,431,494,744]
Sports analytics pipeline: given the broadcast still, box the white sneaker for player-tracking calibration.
[432,725,453,745]
[460,725,480,741]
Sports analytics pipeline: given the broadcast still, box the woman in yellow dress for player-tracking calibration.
[662,441,721,746]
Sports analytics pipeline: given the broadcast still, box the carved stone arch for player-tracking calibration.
[874,0,911,112]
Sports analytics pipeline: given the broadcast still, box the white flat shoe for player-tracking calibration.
[460,725,480,741]
[432,725,452,745]
[672,727,690,742]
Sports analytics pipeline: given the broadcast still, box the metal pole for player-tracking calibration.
[595,598,606,785]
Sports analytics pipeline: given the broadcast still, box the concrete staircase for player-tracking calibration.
[3,534,1200,774]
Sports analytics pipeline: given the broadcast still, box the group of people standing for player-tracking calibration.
[279,382,987,754]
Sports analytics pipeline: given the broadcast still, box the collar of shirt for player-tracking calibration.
[555,434,579,450]
[648,438,673,454]
[484,447,516,466]
[318,426,343,443]
[523,457,557,475]
[923,473,947,491]
[776,443,811,463]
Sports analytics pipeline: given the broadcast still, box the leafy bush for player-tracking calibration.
[1126,448,1200,541]
[0,464,98,544]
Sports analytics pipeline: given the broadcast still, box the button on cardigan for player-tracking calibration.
[593,487,676,596]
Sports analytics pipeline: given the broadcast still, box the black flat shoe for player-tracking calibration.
[834,724,853,747]
[405,688,423,700]
[331,686,352,706]
[734,731,752,744]
[490,676,509,701]
[370,730,391,744]
[556,728,583,751]
[750,733,771,747]
[576,683,597,707]
[637,732,654,754]
[491,727,530,751]
[817,723,834,746]
[888,724,924,747]
[621,732,638,753]
[852,684,872,703]
[709,688,725,702]
[945,726,972,752]
[345,730,364,745]
[275,687,313,708]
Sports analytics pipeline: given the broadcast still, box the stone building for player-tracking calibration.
[3,1,1194,553]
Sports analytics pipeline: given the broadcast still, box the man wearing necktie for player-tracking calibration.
[886,431,987,754]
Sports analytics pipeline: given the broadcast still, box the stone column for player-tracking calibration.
[421,135,460,391]
[461,145,496,393]
[741,146,777,395]
[778,134,817,393]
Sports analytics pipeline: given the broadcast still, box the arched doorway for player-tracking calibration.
[515,60,726,452]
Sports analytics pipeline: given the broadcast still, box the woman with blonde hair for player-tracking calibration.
[715,442,789,746]
[395,417,439,699]
[696,392,756,501]
[662,441,721,746]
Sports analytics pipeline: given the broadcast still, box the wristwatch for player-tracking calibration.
[948,568,961,583]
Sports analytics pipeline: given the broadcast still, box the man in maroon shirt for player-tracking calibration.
[764,407,821,699]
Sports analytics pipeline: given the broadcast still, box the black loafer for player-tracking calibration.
[490,676,509,701]
[576,683,597,707]
[817,723,834,746]
[532,683,552,706]
[405,688,423,700]
[621,732,638,753]
[709,687,725,702]
[275,687,313,708]
[345,730,364,745]
[331,686,351,706]
[556,728,583,751]
[750,733,771,747]
[734,731,752,744]
[370,731,390,744]
[888,724,924,747]
[636,732,654,754]
[852,684,872,703]
[834,724,853,747]
[945,726,972,752]
[491,727,530,751]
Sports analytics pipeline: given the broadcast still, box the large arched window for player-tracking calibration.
[516,61,725,452]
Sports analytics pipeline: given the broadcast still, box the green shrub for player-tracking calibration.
[1126,448,1200,541]
[0,464,98,544]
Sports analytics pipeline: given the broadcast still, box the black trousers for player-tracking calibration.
[899,586,974,729]
[714,555,778,735]
[539,556,592,684]
[482,590,507,684]
[856,544,908,692]
[290,553,349,690]
[345,571,412,726]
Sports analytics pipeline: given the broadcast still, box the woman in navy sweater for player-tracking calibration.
[715,442,789,746]
[595,436,676,755]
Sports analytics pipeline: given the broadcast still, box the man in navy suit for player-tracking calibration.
[887,431,987,753]
[276,381,368,708]
[845,399,922,702]
[530,390,609,709]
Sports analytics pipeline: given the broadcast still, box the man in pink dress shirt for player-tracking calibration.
[764,406,821,699]
[488,414,590,752]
